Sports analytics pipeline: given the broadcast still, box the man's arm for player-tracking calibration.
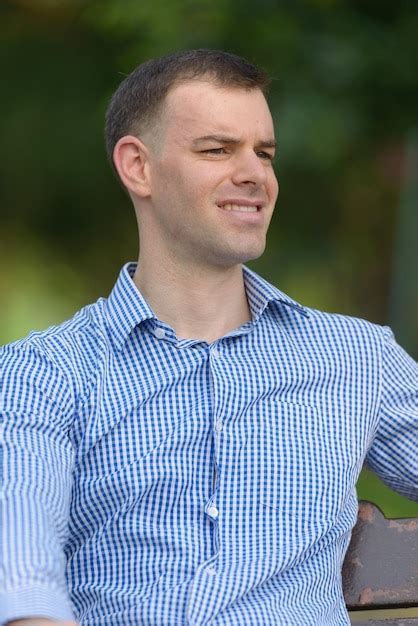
[0,342,77,624]
[365,327,418,500]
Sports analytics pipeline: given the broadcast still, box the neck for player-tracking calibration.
[133,255,252,343]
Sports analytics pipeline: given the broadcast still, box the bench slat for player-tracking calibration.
[353,621,418,625]
[343,502,418,610]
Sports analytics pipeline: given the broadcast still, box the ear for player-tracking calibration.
[112,135,151,198]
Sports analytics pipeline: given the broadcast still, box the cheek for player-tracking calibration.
[152,169,193,210]
[176,175,216,208]
[153,158,223,209]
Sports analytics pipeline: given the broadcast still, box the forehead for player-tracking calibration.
[162,80,275,140]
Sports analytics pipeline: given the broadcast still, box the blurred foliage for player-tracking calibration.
[0,0,417,515]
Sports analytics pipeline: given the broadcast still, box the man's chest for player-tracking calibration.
[70,335,380,537]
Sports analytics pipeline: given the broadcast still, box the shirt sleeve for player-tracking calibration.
[365,326,418,501]
[0,342,77,623]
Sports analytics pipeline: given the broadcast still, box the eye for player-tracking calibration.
[202,148,227,155]
[256,151,275,161]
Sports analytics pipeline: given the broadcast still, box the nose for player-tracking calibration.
[231,150,268,187]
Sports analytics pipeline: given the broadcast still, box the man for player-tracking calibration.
[1,49,417,626]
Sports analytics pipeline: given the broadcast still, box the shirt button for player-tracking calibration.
[155,328,165,339]
[211,348,221,358]
[206,566,217,576]
[214,420,223,432]
[207,506,219,519]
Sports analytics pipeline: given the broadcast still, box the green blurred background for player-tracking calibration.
[1,0,417,517]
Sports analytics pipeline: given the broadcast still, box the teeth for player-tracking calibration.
[222,204,258,212]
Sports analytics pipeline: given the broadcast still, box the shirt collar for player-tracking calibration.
[105,262,309,349]
[242,265,309,322]
[105,263,156,350]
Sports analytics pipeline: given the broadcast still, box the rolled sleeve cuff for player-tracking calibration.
[0,586,75,625]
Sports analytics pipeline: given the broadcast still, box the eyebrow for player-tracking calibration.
[192,134,277,149]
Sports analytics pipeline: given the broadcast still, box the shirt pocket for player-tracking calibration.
[249,398,350,531]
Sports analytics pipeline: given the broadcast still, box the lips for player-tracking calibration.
[217,200,264,212]
[221,203,258,212]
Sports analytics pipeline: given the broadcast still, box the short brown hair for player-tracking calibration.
[105,49,270,167]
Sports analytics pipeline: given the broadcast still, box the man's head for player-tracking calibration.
[107,50,279,271]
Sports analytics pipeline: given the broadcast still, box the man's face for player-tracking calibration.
[144,80,279,270]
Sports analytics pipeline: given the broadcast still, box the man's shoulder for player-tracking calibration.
[265,285,392,356]
[305,304,390,337]
[248,268,391,347]
[306,303,393,348]
[0,297,111,394]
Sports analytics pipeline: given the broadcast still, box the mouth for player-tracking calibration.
[217,202,262,213]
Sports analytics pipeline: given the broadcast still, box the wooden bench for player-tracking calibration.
[343,501,418,625]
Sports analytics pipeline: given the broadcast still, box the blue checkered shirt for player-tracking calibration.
[1,263,417,625]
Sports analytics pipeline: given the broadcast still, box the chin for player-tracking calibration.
[217,247,266,268]
[239,243,267,263]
